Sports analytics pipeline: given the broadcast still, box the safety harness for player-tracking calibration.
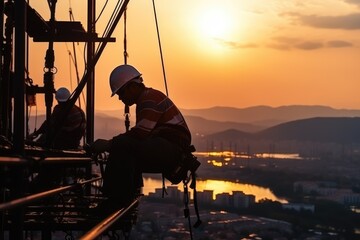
[162,145,202,239]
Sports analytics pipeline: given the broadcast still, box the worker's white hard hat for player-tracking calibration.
[55,87,71,102]
[109,65,142,97]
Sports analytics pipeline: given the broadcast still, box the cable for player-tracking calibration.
[67,0,86,107]
[152,0,169,96]
[123,7,128,64]
[98,0,124,54]
[95,0,109,24]
[123,7,130,132]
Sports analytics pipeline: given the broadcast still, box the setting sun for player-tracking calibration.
[198,8,234,40]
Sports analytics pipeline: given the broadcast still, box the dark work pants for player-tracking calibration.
[102,135,183,202]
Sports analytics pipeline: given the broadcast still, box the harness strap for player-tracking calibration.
[161,174,167,198]
[183,179,193,240]
[191,171,202,228]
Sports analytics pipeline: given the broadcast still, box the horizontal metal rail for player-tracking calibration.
[0,177,102,211]
[80,197,140,240]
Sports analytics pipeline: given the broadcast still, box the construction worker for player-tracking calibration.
[29,87,86,149]
[90,64,192,211]
[28,87,86,192]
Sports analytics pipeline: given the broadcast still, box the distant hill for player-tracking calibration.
[98,105,360,135]
[92,114,126,139]
[185,115,262,135]
[181,105,360,127]
[28,106,360,142]
[206,117,360,144]
[256,117,360,143]
[203,128,252,141]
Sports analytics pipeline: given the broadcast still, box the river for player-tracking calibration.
[141,176,287,203]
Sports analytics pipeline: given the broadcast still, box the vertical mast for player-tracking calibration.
[13,0,26,154]
[86,0,96,144]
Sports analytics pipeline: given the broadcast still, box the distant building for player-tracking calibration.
[294,181,337,195]
[233,191,255,208]
[148,188,256,209]
[214,193,231,207]
[197,190,213,204]
[319,189,360,205]
[148,188,164,198]
[148,187,182,200]
[343,192,360,205]
[294,181,360,205]
[282,203,315,213]
[166,186,182,200]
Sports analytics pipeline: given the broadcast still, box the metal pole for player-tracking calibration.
[11,1,26,231]
[44,0,56,147]
[0,0,4,138]
[86,0,95,144]
[13,0,25,154]
[0,177,101,211]
[0,0,13,139]
[80,197,140,240]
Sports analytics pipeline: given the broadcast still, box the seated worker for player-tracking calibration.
[28,87,86,192]
[90,64,192,212]
[29,87,86,149]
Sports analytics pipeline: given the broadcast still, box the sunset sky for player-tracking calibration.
[28,0,360,113]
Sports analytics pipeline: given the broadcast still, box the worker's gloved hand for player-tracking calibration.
[89,139,111,153]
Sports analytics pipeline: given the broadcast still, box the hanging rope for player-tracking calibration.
[68,1,85,108]
[98,0,124,54]
[123,7,130,132]
[123,7,128,65]
[121,0,169,131]
[152,0,169,96]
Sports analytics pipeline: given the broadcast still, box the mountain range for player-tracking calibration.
[206,117,360,144]
[181,105,360,125]
[182,106,360,152]
[28,105,360,150]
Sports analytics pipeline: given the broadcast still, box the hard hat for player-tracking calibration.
[109,65,142,97]
[55,87,71,102]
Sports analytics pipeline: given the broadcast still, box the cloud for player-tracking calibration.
[267,43,291,51]
[267,37,300,50]
[268,37,353,51]
[294,41,323,50]
[326,40,353,47]
[284,12,360,30]
[215,39,258,49]
[272,36,301,44]
[344,0,360,7]
[268,36,324,51]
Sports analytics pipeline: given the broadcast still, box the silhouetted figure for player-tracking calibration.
[28,87,86,192]
[29,87,86,149]
[90,64,191,211]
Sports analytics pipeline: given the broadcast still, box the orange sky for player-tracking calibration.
[27,0,360,113]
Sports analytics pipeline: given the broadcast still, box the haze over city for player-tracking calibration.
[27,0,360,112]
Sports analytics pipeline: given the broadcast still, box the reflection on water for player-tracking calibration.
[351,206,360,213]
[254,153,302,159]
[196,151,304,160]
[142,177,287,203]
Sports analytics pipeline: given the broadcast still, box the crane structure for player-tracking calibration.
[0,0,139,239]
